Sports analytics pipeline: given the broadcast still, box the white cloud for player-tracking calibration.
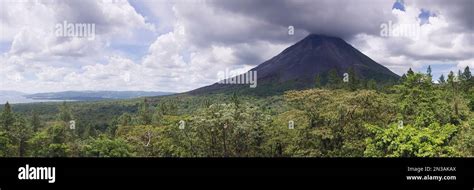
[132,2,291,92]
[351,1,473,76]
[457,59,474,69]
[0,0,472,93]
[0,0,154,93]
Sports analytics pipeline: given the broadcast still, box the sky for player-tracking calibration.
[0,0,472,93]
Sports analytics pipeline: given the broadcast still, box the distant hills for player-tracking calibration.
[0,90,173,103]
[25,91,174,101]
[0,90,37,104]
[188,34,400,96]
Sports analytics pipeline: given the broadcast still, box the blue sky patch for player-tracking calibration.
[419,9,435,25]
[392,0,405,11]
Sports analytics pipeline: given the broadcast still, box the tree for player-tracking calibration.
[469,95,474,112]
[426,65,432,78]
[138,99,152,125]
[31,110,41,132]
[367,79,377,90]
[152,109,163,126]
[0,131,14,157]
[447,71,455,88]
[394,72,458,127]
[157,100,178,115]
[446,71,464,118]
[314,74,322,88]
[49,122,70,144]
[462,66,472,80]
[115,124,174,156]
[407,68,414,76]
[0,102,19,157]
[327,69,340,89]
[231,92,240,108]
[463,66,472,79]
[400,74,407,83]
[284,89,396,156]
[27,131,51,156]
[365,123,459,157]
[82,124,95,139]
[58,101,73,123]
[118,113,132,126]
[28,122,72,157]
[10,117,32,156]
[186,103,272,157]
[1,102,15,131]
[202,98,212,108]
[347,67,358,91]
[438,74,446,84]
[461,66,472,92]
[82,135,133,157]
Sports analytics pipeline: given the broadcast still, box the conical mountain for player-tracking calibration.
[189,34,399,95]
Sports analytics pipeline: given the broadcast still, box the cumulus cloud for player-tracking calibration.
[350,1,473,75]
[0,0,154,92]
[412,0,473,32]
[0,0,472,93]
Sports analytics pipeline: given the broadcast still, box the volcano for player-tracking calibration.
[188,34,399,96]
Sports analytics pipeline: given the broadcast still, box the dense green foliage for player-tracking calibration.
[0,67,472,157]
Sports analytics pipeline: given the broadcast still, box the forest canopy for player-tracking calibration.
[0,66,473,157]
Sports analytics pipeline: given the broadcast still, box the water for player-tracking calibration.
[0,94,65,104]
